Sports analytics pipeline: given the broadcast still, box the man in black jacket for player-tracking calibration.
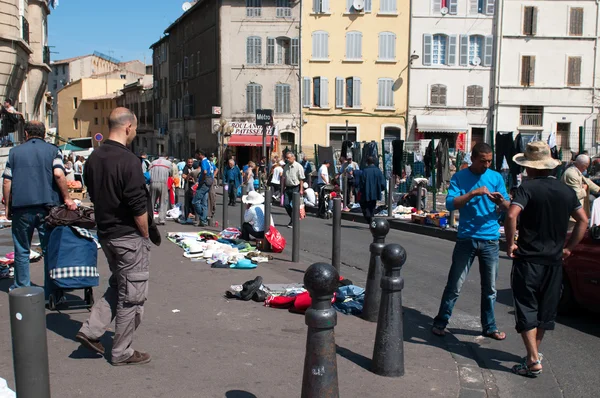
[76,107,158,366]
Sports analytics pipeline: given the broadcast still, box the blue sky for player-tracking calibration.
[48,0,186,64]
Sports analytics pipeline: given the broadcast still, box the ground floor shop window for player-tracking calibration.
[329,126,357,151]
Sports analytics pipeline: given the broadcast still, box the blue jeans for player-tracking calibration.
[192,184,210,224]
[11,206,49,293]
[433,238,500,335]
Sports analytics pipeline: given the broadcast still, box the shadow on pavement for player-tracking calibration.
[46,312,84,342]
[225,391,258,398]
[288,268,305,274]
[336,344,371,371]
[0,278,11,293]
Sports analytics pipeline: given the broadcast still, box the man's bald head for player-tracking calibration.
[108,107,136,131]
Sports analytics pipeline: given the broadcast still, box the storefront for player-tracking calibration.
[415,115,469,153]
[226,122,276,165]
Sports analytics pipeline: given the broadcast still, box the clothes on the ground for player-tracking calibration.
[3,138,65,208]
[358,164,386,202]
[304,188,316,207]
[511,259,562,333]
[433,238,500,335]
[271,166,283,184]
[512,176,581,266]
[149,157,172,184]
[79,233,151,363]
[84,140,148,240]
[561,165,600,207]
[446,168,509,241]
[317,164,330,185]
[283,161,305,187]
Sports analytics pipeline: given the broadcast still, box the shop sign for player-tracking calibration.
[229,122,275,136]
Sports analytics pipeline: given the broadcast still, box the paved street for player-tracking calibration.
[0,197,598,397]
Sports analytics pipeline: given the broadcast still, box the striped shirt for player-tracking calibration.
[149,157,172,183]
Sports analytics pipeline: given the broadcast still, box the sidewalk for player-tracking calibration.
[0,223,461,397]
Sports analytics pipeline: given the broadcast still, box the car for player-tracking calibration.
[560,231,600,314]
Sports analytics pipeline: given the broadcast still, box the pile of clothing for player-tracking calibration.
[0,249,42,280]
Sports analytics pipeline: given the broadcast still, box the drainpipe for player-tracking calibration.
[405,0,414,139]
[298,0,303,151]
[492,0,505,141]
[592,0,599,121]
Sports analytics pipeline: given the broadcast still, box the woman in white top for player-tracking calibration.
[270,160,284,195]
[241,191,274,241]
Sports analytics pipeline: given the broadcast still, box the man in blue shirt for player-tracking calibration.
[2,121,77,293]
[192,150,214,226]
[432,143,510,340]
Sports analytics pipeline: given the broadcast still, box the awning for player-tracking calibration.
[416,115,469,133]
[227,135,272,147]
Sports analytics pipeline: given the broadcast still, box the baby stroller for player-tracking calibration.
[317,184,335,219]
[46,225,99,310]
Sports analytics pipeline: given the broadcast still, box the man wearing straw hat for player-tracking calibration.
[505,141,588,378]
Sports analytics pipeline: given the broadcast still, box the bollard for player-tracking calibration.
[362,218,390,322]
[264,187,272,251]
[331,197,342,273]
[240,185,247,228]
[342,174,348,209]
[292,192,300,262]
[372,243,407,377]
[222,184,229,229]
[9,287,51,398]
[387,174,394,215]
[416,182,423,212]
[301,263,340,398]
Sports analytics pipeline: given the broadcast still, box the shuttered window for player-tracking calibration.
[246,0,262,17]
[380,0,397,13]
[276,0,292,17]
[468,36,483,65]
[486,0,495,15]
[448,35,457,65]
[345,77,361,108]
[378,32,396,61]
[302,77,311,107]
[466,85,483,107]
[523,7,537,36]
[247,36,262,65]
[291,38,299,65]
[430,84,447,106]
[459,34,469,66]
[335,77,344,108]
[246,84,262,113]
[569,8,584,36]
[432,0,441,13]
[266,37,275,64]
[275,84,291,113]
[483,35,493,66]
[346,31,362,60]
[433,34,447,65]
[448,0,458,15]
[567,56,582,86]
[313,77,328,108]
[521,55,535,87]
[377,78,394,108]
[313,0,330,13]
[473,0,495,15]
[312,31,329,60]
[365,0,372,12]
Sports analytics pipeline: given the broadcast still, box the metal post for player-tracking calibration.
[9,287,51,398]
[342,174,348,209]
[579,126,585,154]
[292,191,301,262]
[264,187,272,251]
[362,218,390,322]
[240,185,247,228]
[432,142,437,212]
[416,182,423,212]
[490,129,495,170]
[331,197,342,273]
[387,173,394,215]
[372,243,407,377]
[222,184,229,229]
[301,263,340,398]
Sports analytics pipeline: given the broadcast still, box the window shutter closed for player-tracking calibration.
[486,0,495,15]
[568,57,582,86]
[531,7,538,35]
[353,77,361,107]
[459,35,469,66]
[313,32,328,59]
[303,77,311,107]
[475,86,483,106]
[432,0,441,13]
[267,37,275,64]
[449,0,458,15]
[469,0,478,14]
[346,32,362,59]
[448,35,457,65]
[483,35,493,66]
[335,77,344,108]
[322,0,329,12]
[423,34,433,66]
[365,0,372,12]
[440,85,447,105]
[313,0,319,13]
[466,86,475,106]
[320,77,329,107]
[570,8,584,36]
[291,38,299,65]
[346,0,353,12]
[521,56,535,86]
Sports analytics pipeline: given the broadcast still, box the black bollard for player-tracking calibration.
[222,184,229,229]
[362,218,390,322]
[387,173,394,215]
[240,185,247,229]
[331,197,342,273]
[264,187,272,251]
[292,191,300,262]
[301,263,340,398]
[372,243,407,377]
[9,287,51,398]
[342,174,348,209]
[416,182,423,212]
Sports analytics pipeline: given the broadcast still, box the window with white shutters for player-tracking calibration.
[377,78,394,108]
[483,35,493,66]
[472,0,494,15]
[247,36,262,65]
[567,56,582,86]
[448,0,457,15]
[569,8,584,36]
[312,31,329,60]
[291,38,299,65]
[486,0,495,15]
[335,77,344,108]
[345,77,361,108]
[303,77,311,107]
[365,0,372,12]
[430,84,447,106]
[380,0,397,13]
[459,34,469,66]
[466,85,483,107]
[246,0,262,17]
[246,84,262,113]
[432,0,441,14]
[276,0,292,17]
[313,0,330,13]
[267,37,275,64]
[378,32,396,61]
[469,35,483,65]
[275,84,291,113]
[448,35,457,65]
[313,77,329,108]
[432,34,448,65]
[346,31,362,60]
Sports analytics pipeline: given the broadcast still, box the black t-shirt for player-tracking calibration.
[512,177,581,266]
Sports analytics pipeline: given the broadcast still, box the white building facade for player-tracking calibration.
[494,0,600,159]
[408,0,496,152]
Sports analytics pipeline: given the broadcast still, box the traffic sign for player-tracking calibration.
[256,109,273,126]
[94,133,103,142]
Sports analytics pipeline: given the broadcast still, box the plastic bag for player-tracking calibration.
[265,226,286,253]
[299,204,306,220]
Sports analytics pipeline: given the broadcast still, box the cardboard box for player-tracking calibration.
[70,191,86,200]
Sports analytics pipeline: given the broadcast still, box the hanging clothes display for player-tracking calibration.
[547,132,559,160]
[341,141,353,159]
[392,140,404,176]
[423,140,434,178]
[351,142,362,165]
[436,138,450,190]
[360,141,379,170]
[495,132,519,186]
[317,145,336,177]
[456,133,466,152]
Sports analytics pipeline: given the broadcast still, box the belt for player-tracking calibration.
[285,185,299,189]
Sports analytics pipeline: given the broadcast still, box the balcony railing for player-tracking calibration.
[520,113,543,126]
[22,16,29,44]
[43,46,50,65]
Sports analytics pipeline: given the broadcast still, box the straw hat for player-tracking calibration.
[242,190,265,205]
[512,141,561,170]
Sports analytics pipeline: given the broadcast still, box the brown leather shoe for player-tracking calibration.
[75,332,105,355]
[112,350,151,366]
